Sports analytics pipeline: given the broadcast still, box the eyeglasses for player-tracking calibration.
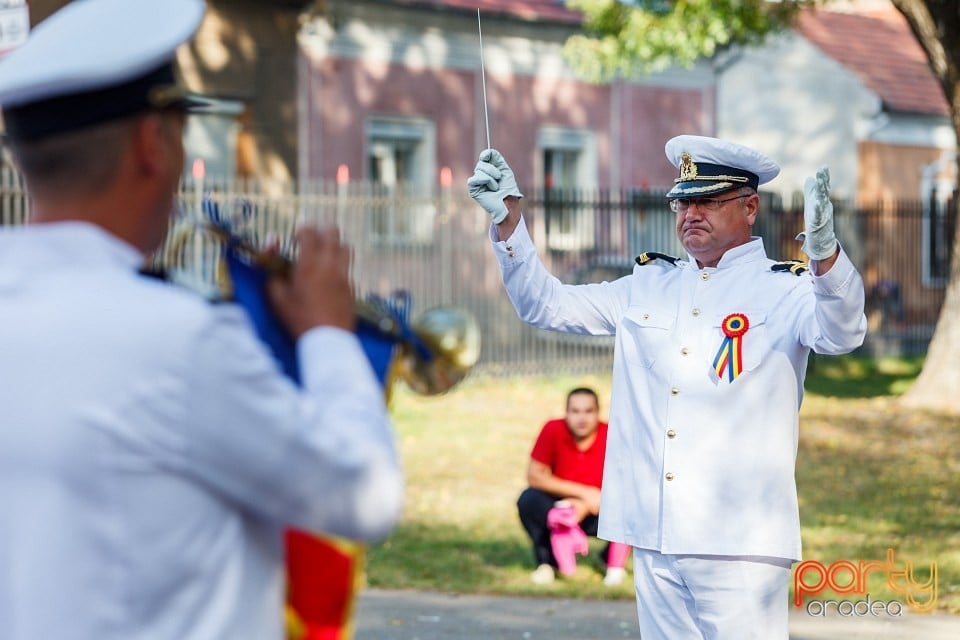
[669,194,749,213]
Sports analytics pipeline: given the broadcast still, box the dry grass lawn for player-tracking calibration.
[366,358,960,612]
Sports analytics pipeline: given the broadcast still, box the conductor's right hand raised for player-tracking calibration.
[467,148,524,224]
[267,226,356,339]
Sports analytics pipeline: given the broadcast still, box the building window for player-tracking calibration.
[920,154,957,287]
[538,127,597,251]
[366,117,436,246]
[923,187,956,287]
[182,99,246,182]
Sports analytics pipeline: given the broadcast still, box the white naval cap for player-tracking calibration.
[0,0,207,142]
[664,134,780,198]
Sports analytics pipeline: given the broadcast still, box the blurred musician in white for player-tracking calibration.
[0,1,402,638]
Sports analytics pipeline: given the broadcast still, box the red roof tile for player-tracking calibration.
[795,8,948,116]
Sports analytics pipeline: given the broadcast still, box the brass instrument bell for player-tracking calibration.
[160,219,480,395]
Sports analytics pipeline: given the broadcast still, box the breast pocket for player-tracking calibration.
[620,306,676,369]
[708,310,771,381]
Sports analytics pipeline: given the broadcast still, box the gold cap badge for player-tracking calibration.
[679,152,698,181]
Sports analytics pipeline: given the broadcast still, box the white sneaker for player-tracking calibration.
[603,567,626,586]
[530,563,556,585]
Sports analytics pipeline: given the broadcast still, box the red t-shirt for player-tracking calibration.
[529,418,609,488]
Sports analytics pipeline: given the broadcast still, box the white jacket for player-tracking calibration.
[491,219,865,560]
[0,222,403,640]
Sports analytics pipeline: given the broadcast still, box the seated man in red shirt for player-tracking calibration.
[517,387,628,586]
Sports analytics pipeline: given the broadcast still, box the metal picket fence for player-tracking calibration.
[1,166,952,377]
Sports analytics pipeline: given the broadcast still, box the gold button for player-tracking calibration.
[692,308,701,317]
[700,272,710,281]
[665,472,675,481]
[680,347,689,356]
[667,429,677,439]
[670,387,679,395]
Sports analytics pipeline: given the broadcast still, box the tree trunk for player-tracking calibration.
[892,0,960,411]
[899,208,960,411]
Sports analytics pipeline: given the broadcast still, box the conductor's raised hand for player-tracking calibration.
[267,226,356,339]
[467,148,524,224]
[797,165,838,261]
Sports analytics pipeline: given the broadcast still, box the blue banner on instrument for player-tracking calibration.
[224,248,403,388]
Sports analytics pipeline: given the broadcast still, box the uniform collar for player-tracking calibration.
[0,221,145,271]
[686,237,766,270]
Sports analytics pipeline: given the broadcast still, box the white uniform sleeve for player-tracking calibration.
[178,306,403,541]
[799,246,868,354]
[490,219,629,335]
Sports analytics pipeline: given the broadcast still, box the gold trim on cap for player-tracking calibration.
[671,181,737,194]
[673,173,749,185]
[675,152,751,185]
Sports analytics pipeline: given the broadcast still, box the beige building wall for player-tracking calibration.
[27,0,305,190]
[179,0,304,188]
[858,141,945,204]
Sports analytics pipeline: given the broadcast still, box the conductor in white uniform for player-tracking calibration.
[0,1,402,638]
[468,136,866,639]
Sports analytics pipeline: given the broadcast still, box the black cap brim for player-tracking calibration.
[3,62,220,143]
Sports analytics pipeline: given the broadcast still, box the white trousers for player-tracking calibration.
[632,548,793,640]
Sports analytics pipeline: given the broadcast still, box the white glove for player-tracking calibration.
[796,165,838,260]
[467,148,524,224]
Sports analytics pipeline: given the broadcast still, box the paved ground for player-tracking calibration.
[354,588,960,640]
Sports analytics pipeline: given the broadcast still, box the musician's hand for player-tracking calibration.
[467,148,523,224]
[267,226,356,339]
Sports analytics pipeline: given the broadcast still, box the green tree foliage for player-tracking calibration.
[563,0,818,81]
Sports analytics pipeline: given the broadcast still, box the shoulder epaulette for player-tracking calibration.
[635,252,680,267]
[771,260,808,276]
